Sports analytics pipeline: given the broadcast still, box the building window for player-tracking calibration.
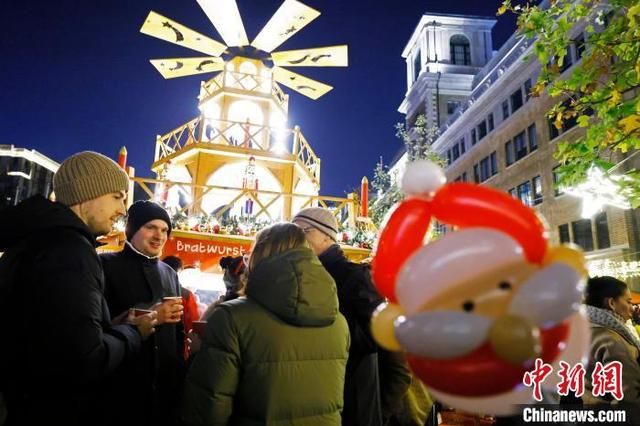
[595,212,610,249]
[460,138,466,154]
[473,152,498,183]
[508,187,517,198]
[505,141,514,166]
[502,100,510,120]
[532,175,543,205]
[572,219,594,251]
[450,35,471,66]
[488,113,494,132]
[452,144,460,162]
[413,50,421,82]
[524,79,533,101]
[447,100,462,115]
[528,123,537,152]
[575,33,586,59]
[455,172,468,182]
[548,118,561,140]
[480,157,491,182]
[446,150,452,165]
[471,129,477,145]
[514,131,527,161]
[478,121,488,140]
[517,181,532,206]
[490,151,498,176]
[552,166,564,196]
[511,88,524,113]
[558,224,570,243]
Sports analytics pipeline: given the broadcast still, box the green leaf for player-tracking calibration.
[577,115,590,127]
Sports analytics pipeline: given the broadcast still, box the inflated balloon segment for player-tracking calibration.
[370,160,590,416]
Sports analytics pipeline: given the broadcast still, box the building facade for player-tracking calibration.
[395,11,640,289]
[0,145,59,210]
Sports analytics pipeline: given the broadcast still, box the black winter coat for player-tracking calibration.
[319,244,412,426]
[0,196,142,426]
[101,243,185,426]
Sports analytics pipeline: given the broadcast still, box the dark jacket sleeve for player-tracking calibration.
[182,305,240,426]
[346,265,385,331]
[34,244,141,384]
[378,350,412,419]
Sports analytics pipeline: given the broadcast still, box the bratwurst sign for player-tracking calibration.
[163,231,251,273]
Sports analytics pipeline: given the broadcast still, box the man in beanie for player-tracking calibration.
[292,207,411,426]
[101,200,185,426]
[0,151,157,426]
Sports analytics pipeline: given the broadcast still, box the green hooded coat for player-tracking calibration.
[182,247,350,425]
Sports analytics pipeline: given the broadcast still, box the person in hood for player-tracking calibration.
[101,200,185,426]
[0,151,157,426]
[292,207,412,426]
[181,223,349,426]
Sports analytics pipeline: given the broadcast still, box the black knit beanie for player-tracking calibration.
[125,201,172,241]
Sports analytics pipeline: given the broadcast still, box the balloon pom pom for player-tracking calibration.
[401,160,446,197]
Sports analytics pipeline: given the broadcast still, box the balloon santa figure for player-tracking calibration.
[370,160,591,416]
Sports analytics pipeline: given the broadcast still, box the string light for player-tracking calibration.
[564,166,631,218]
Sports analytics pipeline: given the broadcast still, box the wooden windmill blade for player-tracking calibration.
[251,0,320,53]
[149,57,225,79]
[197,0,248,47]
[140,11,227,57]
[272,66,333,100]
[271,45,348,67]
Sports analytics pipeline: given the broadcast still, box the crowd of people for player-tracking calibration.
[0,150,639,425]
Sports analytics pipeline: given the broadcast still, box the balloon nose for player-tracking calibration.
[489,314,541,365]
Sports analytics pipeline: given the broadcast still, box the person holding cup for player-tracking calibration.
[101,200,185,426]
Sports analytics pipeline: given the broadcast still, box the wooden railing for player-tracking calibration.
[153,116,321,184]
[132,177,355,225]
[198,70,289,112]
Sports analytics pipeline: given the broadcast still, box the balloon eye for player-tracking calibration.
[499,281,512,290]
[462,301,474,312]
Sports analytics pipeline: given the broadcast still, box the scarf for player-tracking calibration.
[586,305,640,351]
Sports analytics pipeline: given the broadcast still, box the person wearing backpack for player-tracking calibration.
[293,208,412,426]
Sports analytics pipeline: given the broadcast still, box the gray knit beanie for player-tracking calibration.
[54,151,130,206]
[292,207,339,241]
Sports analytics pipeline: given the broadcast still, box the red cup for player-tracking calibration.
[133,308,153,317]
[192,321,208,337]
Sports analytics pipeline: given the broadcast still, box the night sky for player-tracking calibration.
[2,0,516,197]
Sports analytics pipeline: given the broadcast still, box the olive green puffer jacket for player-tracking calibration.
[182,247,350,426]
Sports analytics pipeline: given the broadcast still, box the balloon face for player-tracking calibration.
[431,183,547,264]
[368,161,590,416]
[396,229,529,315]
[371,198,432,302]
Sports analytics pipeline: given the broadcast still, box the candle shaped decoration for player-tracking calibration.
[361,176,369,217]
[118,146,128,169]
